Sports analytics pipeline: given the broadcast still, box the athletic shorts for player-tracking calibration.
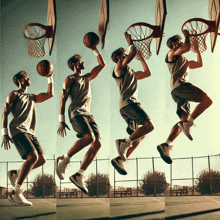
[171,83,207,118]
[70,115,100,138]
[120,103,151,135]
[12,132,44,160]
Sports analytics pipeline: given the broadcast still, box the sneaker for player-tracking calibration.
[55,156,70,180]
[111,157,127,175]
[178,121,194,141]
[8,190,32,206]
[157,143,173,164]
[8,169,21,187]
[116,139,131,161]
[69,173,88,194]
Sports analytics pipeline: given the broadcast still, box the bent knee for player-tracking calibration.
[83,133,95,145]
[39,154,46,165]
[94,138,102,150]
[146,121,154,132]
[27,151,39,163]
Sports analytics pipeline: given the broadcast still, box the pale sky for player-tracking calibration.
[0,0,220,190]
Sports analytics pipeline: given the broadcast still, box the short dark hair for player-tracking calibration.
[167,35,182,49]
[13,71,28,87]
[67,54,82,71]
[111,47,126,63]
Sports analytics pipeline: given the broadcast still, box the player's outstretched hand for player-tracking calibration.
[183,29,190,37]
[57,122,70,137]
[1,135,13,150]
[124,32,133,46]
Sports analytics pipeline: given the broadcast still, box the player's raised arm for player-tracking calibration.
[33,75,54,103]
[188,41,203,69]
[88,47,106,81]
[120,32,137,68]
[57,77,72,137]
[135,51,151,80]
[1,92,16,150]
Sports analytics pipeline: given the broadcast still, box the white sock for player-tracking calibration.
[125,137,132,144]
[166,140,172,146]
[64,154,70,162]
[78,169,85,175]
[188,116,194,122]
[14,184,22,193]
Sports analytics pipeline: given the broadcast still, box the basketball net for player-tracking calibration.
[127,24,154,60]
[24,24,47,58]
[182,20,209,53]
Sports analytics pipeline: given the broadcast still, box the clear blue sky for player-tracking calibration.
[0,0,220,190]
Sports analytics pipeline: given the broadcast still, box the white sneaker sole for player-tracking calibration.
[55,158,64,180]
[178,123,193,141]
[116,140,127,161]
[69,176,88,194]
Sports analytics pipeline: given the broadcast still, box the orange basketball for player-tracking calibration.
[36,60,54,77]
[83,32,100,49]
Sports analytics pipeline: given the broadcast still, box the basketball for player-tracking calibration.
[83,32,100,49]
[36,60,54,77]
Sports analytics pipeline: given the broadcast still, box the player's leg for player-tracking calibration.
[157,112,188,164]
[69,116,101,193]
[55,115,94,180]
[116,104,153,161]
[8,133,40,206]
[178,84,212,140]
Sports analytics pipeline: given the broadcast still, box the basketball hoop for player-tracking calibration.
[126,23,161,60]
[182,18,216,53]
[23,23,53,58]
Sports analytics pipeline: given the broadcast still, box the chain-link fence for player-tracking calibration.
[0,154,219,199]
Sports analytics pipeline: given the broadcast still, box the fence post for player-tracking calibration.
[192,157,194,196]
[6,162,8,197]
[42,164,44,198]
[152,157,156,196]
[208,155,212,195]
[136,158,138,197]
[170,163,172,196]
[27,175,28,199]
[54,155,56,198]
[96,158,98,198]
[114,167,115,197]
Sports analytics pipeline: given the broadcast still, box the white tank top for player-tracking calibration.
[9,91,36,137]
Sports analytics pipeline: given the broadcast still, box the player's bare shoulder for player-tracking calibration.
[114,60,124,77]
[63,75,74,90]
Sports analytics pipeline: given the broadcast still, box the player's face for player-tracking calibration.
[117,53,127,61]
[77,59,85,70]
[174,40,183,48]
[21,75,31,87]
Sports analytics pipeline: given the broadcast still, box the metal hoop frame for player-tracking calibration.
[126,22,161,41]
[182,18,216,36]
[23,23,53,40]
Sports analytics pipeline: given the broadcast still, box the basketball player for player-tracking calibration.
[1,71,54,206]
[110,32,154,175]
[55,45,106,193]
[157,30,212,164]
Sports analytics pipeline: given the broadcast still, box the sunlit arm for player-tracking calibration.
[135,55,151,80]
[34,77,54,103]
[1,92,16,150]
[89,51,106,81]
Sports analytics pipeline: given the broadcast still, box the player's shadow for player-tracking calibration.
[166,208,220,219]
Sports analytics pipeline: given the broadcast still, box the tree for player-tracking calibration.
[30,173,57,197]
[86,173,110,197]
[139,171,167,195]
[196,169,220,194]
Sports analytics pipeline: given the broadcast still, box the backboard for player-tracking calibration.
[47,0,56,55]
[98,0,109,49]
[209,0,220,52]
[155,0,167,55]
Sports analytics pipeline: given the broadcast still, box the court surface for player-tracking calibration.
[166,196,220,219]
[0,198,56,220]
